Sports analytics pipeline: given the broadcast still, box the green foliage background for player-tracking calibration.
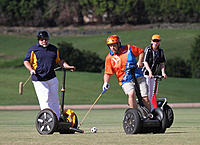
[0,0,200,26]
[191,35,200,78]
[58,41,104,72]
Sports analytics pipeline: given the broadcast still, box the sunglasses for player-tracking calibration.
[108,43,118,47]
[152,39,160,42]
[39,38,49,41]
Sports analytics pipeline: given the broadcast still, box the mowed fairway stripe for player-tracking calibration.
[0,108,200,145]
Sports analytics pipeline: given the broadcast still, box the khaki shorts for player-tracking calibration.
[122,77,148,97]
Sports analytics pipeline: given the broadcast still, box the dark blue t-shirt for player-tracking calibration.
[24,43,61,81]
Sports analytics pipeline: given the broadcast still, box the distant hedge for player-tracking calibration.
[58,41,104,73]
[190,34,200,78]
[166,34,200,78]
[166,57,191,78]
[0,0,200,26]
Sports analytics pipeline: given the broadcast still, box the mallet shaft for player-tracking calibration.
[23,75,32,87]
[78,89,107,128]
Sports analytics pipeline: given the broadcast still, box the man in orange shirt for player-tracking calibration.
[103,35,151,111]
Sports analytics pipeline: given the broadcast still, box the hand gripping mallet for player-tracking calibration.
[19,74,32,95]
[19,67,61,95]
[78,86,109,128]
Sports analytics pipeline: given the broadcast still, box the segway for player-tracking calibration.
[123,67,168,134]
[35,67,84,135]
[152,75,174,128]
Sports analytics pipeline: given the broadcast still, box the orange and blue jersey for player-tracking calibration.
[24,43,61,81]
[105,44,144,86]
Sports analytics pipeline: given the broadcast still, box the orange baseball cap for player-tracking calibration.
[152,34,161,40]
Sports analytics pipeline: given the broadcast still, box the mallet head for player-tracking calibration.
[19,82,23,95]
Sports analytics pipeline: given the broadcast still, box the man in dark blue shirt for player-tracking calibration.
[24,30,75,119]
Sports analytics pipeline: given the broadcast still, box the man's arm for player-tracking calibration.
[143,47,153,77]
[137,52,144,68]
[160,63,167,79]
[143,61,153,78]
[24,61,36,75]
[58,60,75,71]
[160,49,167,79]
[104,73,111,83]
[103,74,111,90]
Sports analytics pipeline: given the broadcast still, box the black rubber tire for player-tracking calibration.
[35,109,58,135]
[123,108,141,134]
[164,104,174,128]
[59,113,78,134]
[152,108,167,133]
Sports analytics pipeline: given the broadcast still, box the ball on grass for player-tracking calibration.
[91,127,97,133]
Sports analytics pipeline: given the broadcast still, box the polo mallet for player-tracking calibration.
[78,87,109,128]
[19,75,32,95]
[19,67,61,95]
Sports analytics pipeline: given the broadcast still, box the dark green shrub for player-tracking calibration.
[0,57,24,68]
[166,57,191,78]
[190,34,200,78]
[57,41,104,72]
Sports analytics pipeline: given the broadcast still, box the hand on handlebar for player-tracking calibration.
[124,66,137,71]
[63,64,76,72]
[148,71,154,78]
[137,62,143,68]
[162,73,167,79]
[68,66,76,72]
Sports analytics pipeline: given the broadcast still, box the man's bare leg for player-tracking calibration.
[142,96,151,111]
[128,91,138,109]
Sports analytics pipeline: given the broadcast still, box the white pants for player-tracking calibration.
[32,77,60,119]
[144,75,159,111]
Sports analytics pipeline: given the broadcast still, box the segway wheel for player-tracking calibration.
[152,108,167,133]
[59,110,78,134]
[123,108,141,134]
[35,109,58,135]
[164,104,174,128]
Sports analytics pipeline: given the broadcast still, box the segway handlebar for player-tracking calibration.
[124,66,145,107]
[153,75,164,81]
[54,67,71,71]
[124,66,137,71]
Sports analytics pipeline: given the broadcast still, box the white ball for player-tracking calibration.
[91,127,97,133]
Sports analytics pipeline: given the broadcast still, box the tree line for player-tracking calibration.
[0,0,200,26]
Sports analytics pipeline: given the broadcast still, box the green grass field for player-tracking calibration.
[0,108,200,145]
[0,68,200,105]
[0,28,200,105]
[0,26,200,145]
[0,28,199,62]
